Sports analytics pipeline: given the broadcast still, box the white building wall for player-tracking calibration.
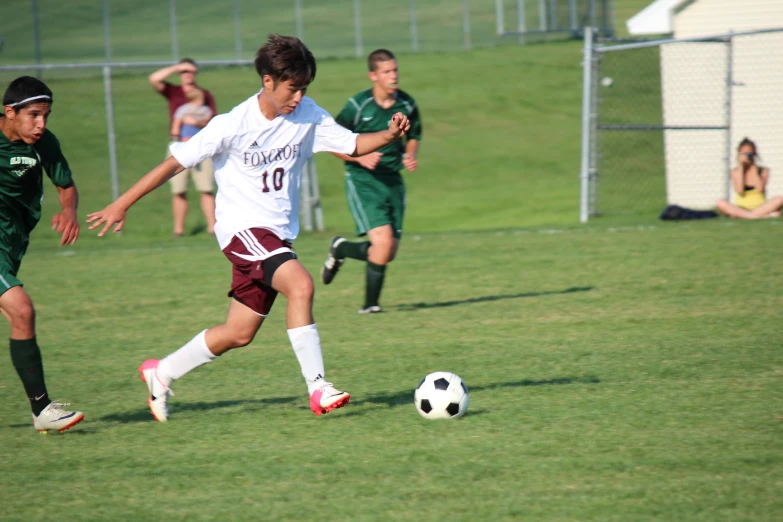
[661,0,783,206]
[660,43,728,208]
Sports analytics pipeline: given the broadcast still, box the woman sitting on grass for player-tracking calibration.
[716,138,783,219]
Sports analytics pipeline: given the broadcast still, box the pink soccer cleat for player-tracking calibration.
[309,378,350,416]
[139,359,173,422]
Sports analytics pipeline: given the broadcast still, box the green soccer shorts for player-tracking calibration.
[0,245,25,297]
[344,171,406,238]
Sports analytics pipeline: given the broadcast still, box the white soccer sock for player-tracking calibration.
[287,324,326,393]
[157,330,216,385]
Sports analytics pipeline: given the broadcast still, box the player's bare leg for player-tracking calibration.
[367,224,399,265]
[142,299,264,421]
[199,191,216,235]
[1,287,83,432]
[172,193,188,236]
[272,258,350,415]
[204,299,265,354]
[0,287,35,339]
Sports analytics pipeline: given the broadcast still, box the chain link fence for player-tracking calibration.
[579,28,783,222]
[1,0,613,229]
[3,0,614,68]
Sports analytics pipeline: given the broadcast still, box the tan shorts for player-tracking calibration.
[166,145,215,195]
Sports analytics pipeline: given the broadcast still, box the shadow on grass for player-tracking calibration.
[345,375,601,413]
[77,376,599,424]
[97,395,299,424]
[6,422,101,435]
[392,286,594,311]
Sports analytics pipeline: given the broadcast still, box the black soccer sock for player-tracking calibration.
[10,337,50,416]
[335,240,370,261]
[365,262,387,308]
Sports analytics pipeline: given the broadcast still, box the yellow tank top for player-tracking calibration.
[735,189,766,210]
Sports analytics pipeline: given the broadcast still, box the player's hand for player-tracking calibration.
[357,152,383,171]
[388,112,410,140]
[402,153,418,172]
[177,63,198,75]
[86,202,128,237]
[52,209,80,246]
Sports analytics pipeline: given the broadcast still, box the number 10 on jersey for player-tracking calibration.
[261,167,285,192]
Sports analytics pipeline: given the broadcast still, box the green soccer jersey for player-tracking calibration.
[0,128,73,243]
[335,88,422,176]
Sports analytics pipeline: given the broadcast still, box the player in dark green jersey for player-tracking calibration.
[321,49,422,313]
[0,76,84,433]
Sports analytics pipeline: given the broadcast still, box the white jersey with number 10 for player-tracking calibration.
[170,92,359,249]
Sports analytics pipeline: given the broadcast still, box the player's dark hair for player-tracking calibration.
[179,57,198,69]
[738,137,756,152]
[2,76,53,114]
[254,35,316,88]
[368,49,396,71]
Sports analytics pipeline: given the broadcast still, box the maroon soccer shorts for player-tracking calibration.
[221,228,294,316]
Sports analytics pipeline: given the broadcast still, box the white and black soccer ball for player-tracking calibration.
[414,371,469,419]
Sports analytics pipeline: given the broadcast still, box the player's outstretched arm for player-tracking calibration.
[352,112,410,157]
[87,156,185,237]
[52,182,79,246]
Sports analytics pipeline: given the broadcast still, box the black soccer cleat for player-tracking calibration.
[320,236,346,285]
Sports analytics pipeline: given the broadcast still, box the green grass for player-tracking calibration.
[1,220,782,521]
[1,4,781,520]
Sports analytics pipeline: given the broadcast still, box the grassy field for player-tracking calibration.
[1,220,782,521]
[1,4,782,520]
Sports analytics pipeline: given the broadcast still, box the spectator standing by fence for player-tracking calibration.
[149,59,218,236]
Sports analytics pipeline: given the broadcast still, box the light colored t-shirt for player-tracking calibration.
[170,92,358,250]
[173,103,214,122]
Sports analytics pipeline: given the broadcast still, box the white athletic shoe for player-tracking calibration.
[139,359,173,422]
[33,402,84,433]
[309,377,350,416]
[358,305,383,314]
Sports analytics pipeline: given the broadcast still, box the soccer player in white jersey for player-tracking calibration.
[87,35,411,421]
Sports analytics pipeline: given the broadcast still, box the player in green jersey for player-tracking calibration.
[0,76,84,433]
[321,49,422,313]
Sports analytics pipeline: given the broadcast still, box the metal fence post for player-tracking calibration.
[539,0,546,31]
[102,0,112,63]
[353,0,363,58]
[410,0,419,52]
[725,33,734,199]
[169,0,179,60]
[294,0,304,41]
[233,0,243,60]
[311,162,325,231]
[463,0,471,51]
[569,0,577,32]
[32,0,43,78]
[102,66,120,202]
[301,160,313,232]
[516,0,526,45]
[495,0,504,36]
[580,27,595,223]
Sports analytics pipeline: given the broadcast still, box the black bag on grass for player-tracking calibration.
[659,205,718,221]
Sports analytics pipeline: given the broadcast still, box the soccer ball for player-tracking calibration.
[414,371,469,419]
